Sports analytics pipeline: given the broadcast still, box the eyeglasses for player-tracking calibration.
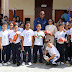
[48,21,52,22]
[40,14,45,15]
[2,26,7,27]
[10,25,13,26]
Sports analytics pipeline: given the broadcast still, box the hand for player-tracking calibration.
[12,41,15,43]
[22,46,24,51]
[68,44,70,47]
[46,59,50,62]
[32,43,34,48]
[0,45,3,50]
[41,35,44,38]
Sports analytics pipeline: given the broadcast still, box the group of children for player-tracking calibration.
[0,20,72,66]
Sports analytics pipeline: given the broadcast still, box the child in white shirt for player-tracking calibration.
[9,24,22,66]
[33,24,45,63]
[0,23,9,66]
[18,23,24,33]
[55,24,67,65]
[21,22,34,66]
[7,23,14,61]
[64,23,70,63]
[44,41,60,65]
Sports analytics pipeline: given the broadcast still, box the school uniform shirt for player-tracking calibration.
[7,29,14,35]
[55,31,65,44]
[9,31,21,44]
[63,29,70,43]
[70,28,72,42]
[0,30,9,46]
[34,31,45,46]
[21,29,34,46]
[46,45,60,57]
[45,25,57,44]
[18,27,24,33]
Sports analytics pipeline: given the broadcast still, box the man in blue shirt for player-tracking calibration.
[34,11,48,31]
[61,10,68,22]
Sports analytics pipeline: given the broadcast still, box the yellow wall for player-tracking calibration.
[9,0,35,29]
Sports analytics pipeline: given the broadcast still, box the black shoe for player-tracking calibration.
[33,61,37,63]
[13,62,16,64]
[17,63,20,66]
[46,62,50,65]
[39,61,43,63]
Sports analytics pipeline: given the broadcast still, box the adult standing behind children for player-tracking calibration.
[45,19,57,44]
[34,11,48,31]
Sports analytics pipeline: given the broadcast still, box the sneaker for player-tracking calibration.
[57,62,60,65]
[7,62,11,65]
[0,63,2,66]
[22,62,25,66]
[52,62,57,65]
[3,63,8,66]
[66,61,69,64]
[61,62,64,65]
[28,62,32,66]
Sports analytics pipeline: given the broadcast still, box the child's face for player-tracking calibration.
[36,24,41,30]
[17,17,19,21]
[13,18,16,21]
[2,24,7,30]
[14,26,18,32]
[20,24,24,28]
[25,23,30,29]
[9,23,13,29]
[65,24,69,29]
[59,26,64,31]
[47,42,52,48]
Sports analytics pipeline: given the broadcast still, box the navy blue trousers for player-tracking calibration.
[2,45,10,63]
[56,43,65,62]
[23,46,31,62]
[12,43,21,64]
[33,45,43,62]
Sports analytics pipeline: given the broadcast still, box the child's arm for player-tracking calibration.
[44,49,48,56]
[68,35,71,47]
[32,36,34,48]
[41,35,45,39]
[18,34,22,39]
[0,37,3,50]
[46,54,56,62]
[21,36,24,51]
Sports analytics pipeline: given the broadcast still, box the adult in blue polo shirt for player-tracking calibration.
[34,11,48,31]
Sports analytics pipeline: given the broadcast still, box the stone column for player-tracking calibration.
[4,0,9,17]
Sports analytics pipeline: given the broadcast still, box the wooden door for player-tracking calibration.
[9,10,23,22]
[35,0,53,20]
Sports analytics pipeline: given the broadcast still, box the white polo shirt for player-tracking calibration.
[7,29,14,35]
[55,31,65,44]
[0,30,9,46]
[9,31,21,44]
[34,31,45,46]
[70,28,72,42]
[18,27,24,33]
[21,29,34,46]
[46,45,60,57]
